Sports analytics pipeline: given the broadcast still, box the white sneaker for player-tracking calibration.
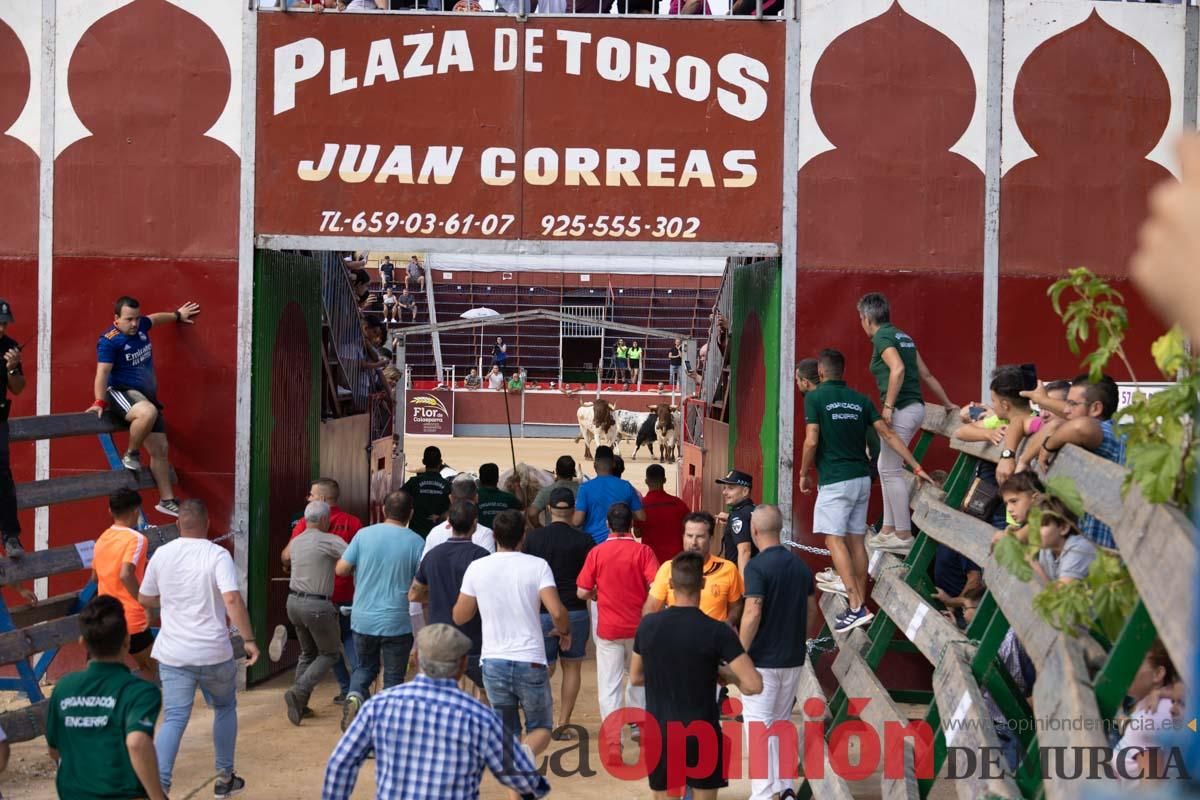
[817,578,848,596]
[268,624,287,662]
[879,534,915,554]
[816,568,837,583]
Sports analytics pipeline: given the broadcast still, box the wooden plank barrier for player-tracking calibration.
[796,661,855,800]
[932,652,1021,800]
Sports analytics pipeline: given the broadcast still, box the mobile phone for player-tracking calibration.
[968,405,985,421]
[1019,363,1038,392]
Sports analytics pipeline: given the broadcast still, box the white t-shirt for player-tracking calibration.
[460,552,554,664]
[140,538,240,668]
[1114,697,1177,780]
[421,521,495,561]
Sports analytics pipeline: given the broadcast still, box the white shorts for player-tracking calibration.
[813,476,871,536]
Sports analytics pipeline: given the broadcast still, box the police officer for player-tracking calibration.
[0,300,26,557]
[715,469,757,576]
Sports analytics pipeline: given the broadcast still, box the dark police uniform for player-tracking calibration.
[0,300,22,549]
[715,470,758,564]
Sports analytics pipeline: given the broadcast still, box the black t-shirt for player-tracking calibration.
[743,545,813,668]
[523,522,595,612]
[415,538,490,654]
[635,606,744,725]
[380,262,394,278]
[668,347,682,367]
[721,498,758,563]
[0,335,18,401]
[934,543,980,599]
[402,471,453,537]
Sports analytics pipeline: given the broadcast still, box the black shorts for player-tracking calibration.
[129,629,154,655]
[648,718,728,793]
[107,388,165,434]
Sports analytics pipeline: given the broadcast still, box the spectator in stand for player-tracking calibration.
[378,255,395,289]
[335,490,424,730]
[801,349,931,633]
[636,464,690,566]
[1111,641,1183,783]
[492,337,508,370]
[410,501,491,691]
[280,501,347,726]
[573,446,645,545]
[529,455,580,528]
[323,624,550,800]
[46,596,166,800]
[464,367,482,389]
[630,551,762,800]
[381,287,398,324]
[522,487,595,738]
[138,499,259,799]
[1030,498,1097,586]
[627,341,643,387]
[477,463,522,528]
[487,365,505,390]
[382,365,402,394]
[353,271,379,317]
[615,339,629,384]
[1018,374,1125,548]
[402,446,453,537]
[643,511,743,628]
[0,299,25,556]
[423,476,496,556]
[856,292,956,555]
[92,488,155,679]
[280,478,363,703]
[667,338,684,389]
[739,505,816,800]
[396,287,417,323]
[343,252,368,284]
[575,503,659,738]
[406,255,425,292]
[1010,379,1075,474]
[507,369,526,393]
[715,469,757,576]
[90,296,199,518]
[454,510,572,796]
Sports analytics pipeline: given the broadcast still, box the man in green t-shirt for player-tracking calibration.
[46,595,166,800]
[476,462,522,528]
[857,292,956,555]
[798,349,931,634]
[402,446,453,537]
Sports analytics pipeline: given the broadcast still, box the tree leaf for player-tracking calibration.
[1126,441,1182,504]
[1152,327,1188,377]
[1045,476,1085,518]
[994,534,1033,582]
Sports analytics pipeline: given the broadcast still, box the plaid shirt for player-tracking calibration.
[323,675,551,800]
[1079,419,1127,550]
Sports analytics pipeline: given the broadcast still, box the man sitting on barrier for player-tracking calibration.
[799,349,932,633]
[90,296,199,518]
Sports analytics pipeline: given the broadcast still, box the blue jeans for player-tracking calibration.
[331,604,358,695]
[156,659,238,792]
[349,632,412,699]
[669,364,681,387]
[482,658,554,735]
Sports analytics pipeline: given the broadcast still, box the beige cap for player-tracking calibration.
[416,623,472,664]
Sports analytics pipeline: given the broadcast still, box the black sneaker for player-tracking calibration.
[332,693,347,705]
[155,499,180,517]
[284,689,303,726]
[213,772,245,798]
[3,537,23,559]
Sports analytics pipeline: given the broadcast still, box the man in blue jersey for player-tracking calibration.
[88,296,199,518]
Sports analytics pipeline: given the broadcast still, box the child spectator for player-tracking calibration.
[989,472,1045,549]
[1031,498,1096,585]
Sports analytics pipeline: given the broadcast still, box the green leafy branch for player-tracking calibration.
[1048,267,1136,383]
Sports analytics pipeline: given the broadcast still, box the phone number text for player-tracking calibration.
[319,211,516,236]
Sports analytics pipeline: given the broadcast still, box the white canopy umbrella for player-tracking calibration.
[461,307,501,377]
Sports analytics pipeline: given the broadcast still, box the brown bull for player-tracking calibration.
[650,403,680,463]
[575,398,619,460]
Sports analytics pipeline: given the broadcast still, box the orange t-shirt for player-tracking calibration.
[93,525,149,634]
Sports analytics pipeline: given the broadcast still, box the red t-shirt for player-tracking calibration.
[290,505,363,604]
[637,489,691,566]
[576,535,659,640]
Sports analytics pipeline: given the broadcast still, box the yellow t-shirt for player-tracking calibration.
[649,555,744,622]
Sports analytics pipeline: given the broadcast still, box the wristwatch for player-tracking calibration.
[1000,449,1016,460]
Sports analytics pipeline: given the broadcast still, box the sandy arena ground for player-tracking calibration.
[0,437,944,799]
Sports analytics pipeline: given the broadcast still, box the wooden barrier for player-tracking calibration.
[932,652,1021,799]
[796,661,855,800]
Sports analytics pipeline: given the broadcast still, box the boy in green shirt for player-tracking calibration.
[46,595,165,800]
[798,349,931,633]
[476,463,522,528]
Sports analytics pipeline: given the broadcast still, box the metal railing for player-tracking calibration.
[320,252,375,415]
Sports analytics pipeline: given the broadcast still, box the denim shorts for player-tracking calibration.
[481,658,554,734]
[541,609,590,662]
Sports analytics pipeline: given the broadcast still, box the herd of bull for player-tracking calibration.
[575,398,681,463]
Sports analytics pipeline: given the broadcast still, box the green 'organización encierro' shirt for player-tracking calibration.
[804,380,881,486]
[45,661,161,800]
[869,323,923,410]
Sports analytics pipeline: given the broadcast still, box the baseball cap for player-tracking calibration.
[422,446,443,468]
[416,624,471,665]
[0,300,12,323]
[554,455,577,479]
[548,486,575,509]
[715,469,753,488]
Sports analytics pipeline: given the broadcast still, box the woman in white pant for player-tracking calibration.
[856,293,956,552]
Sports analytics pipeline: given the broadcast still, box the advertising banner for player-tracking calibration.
[405,389,455,436]
[256,14,785,245]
